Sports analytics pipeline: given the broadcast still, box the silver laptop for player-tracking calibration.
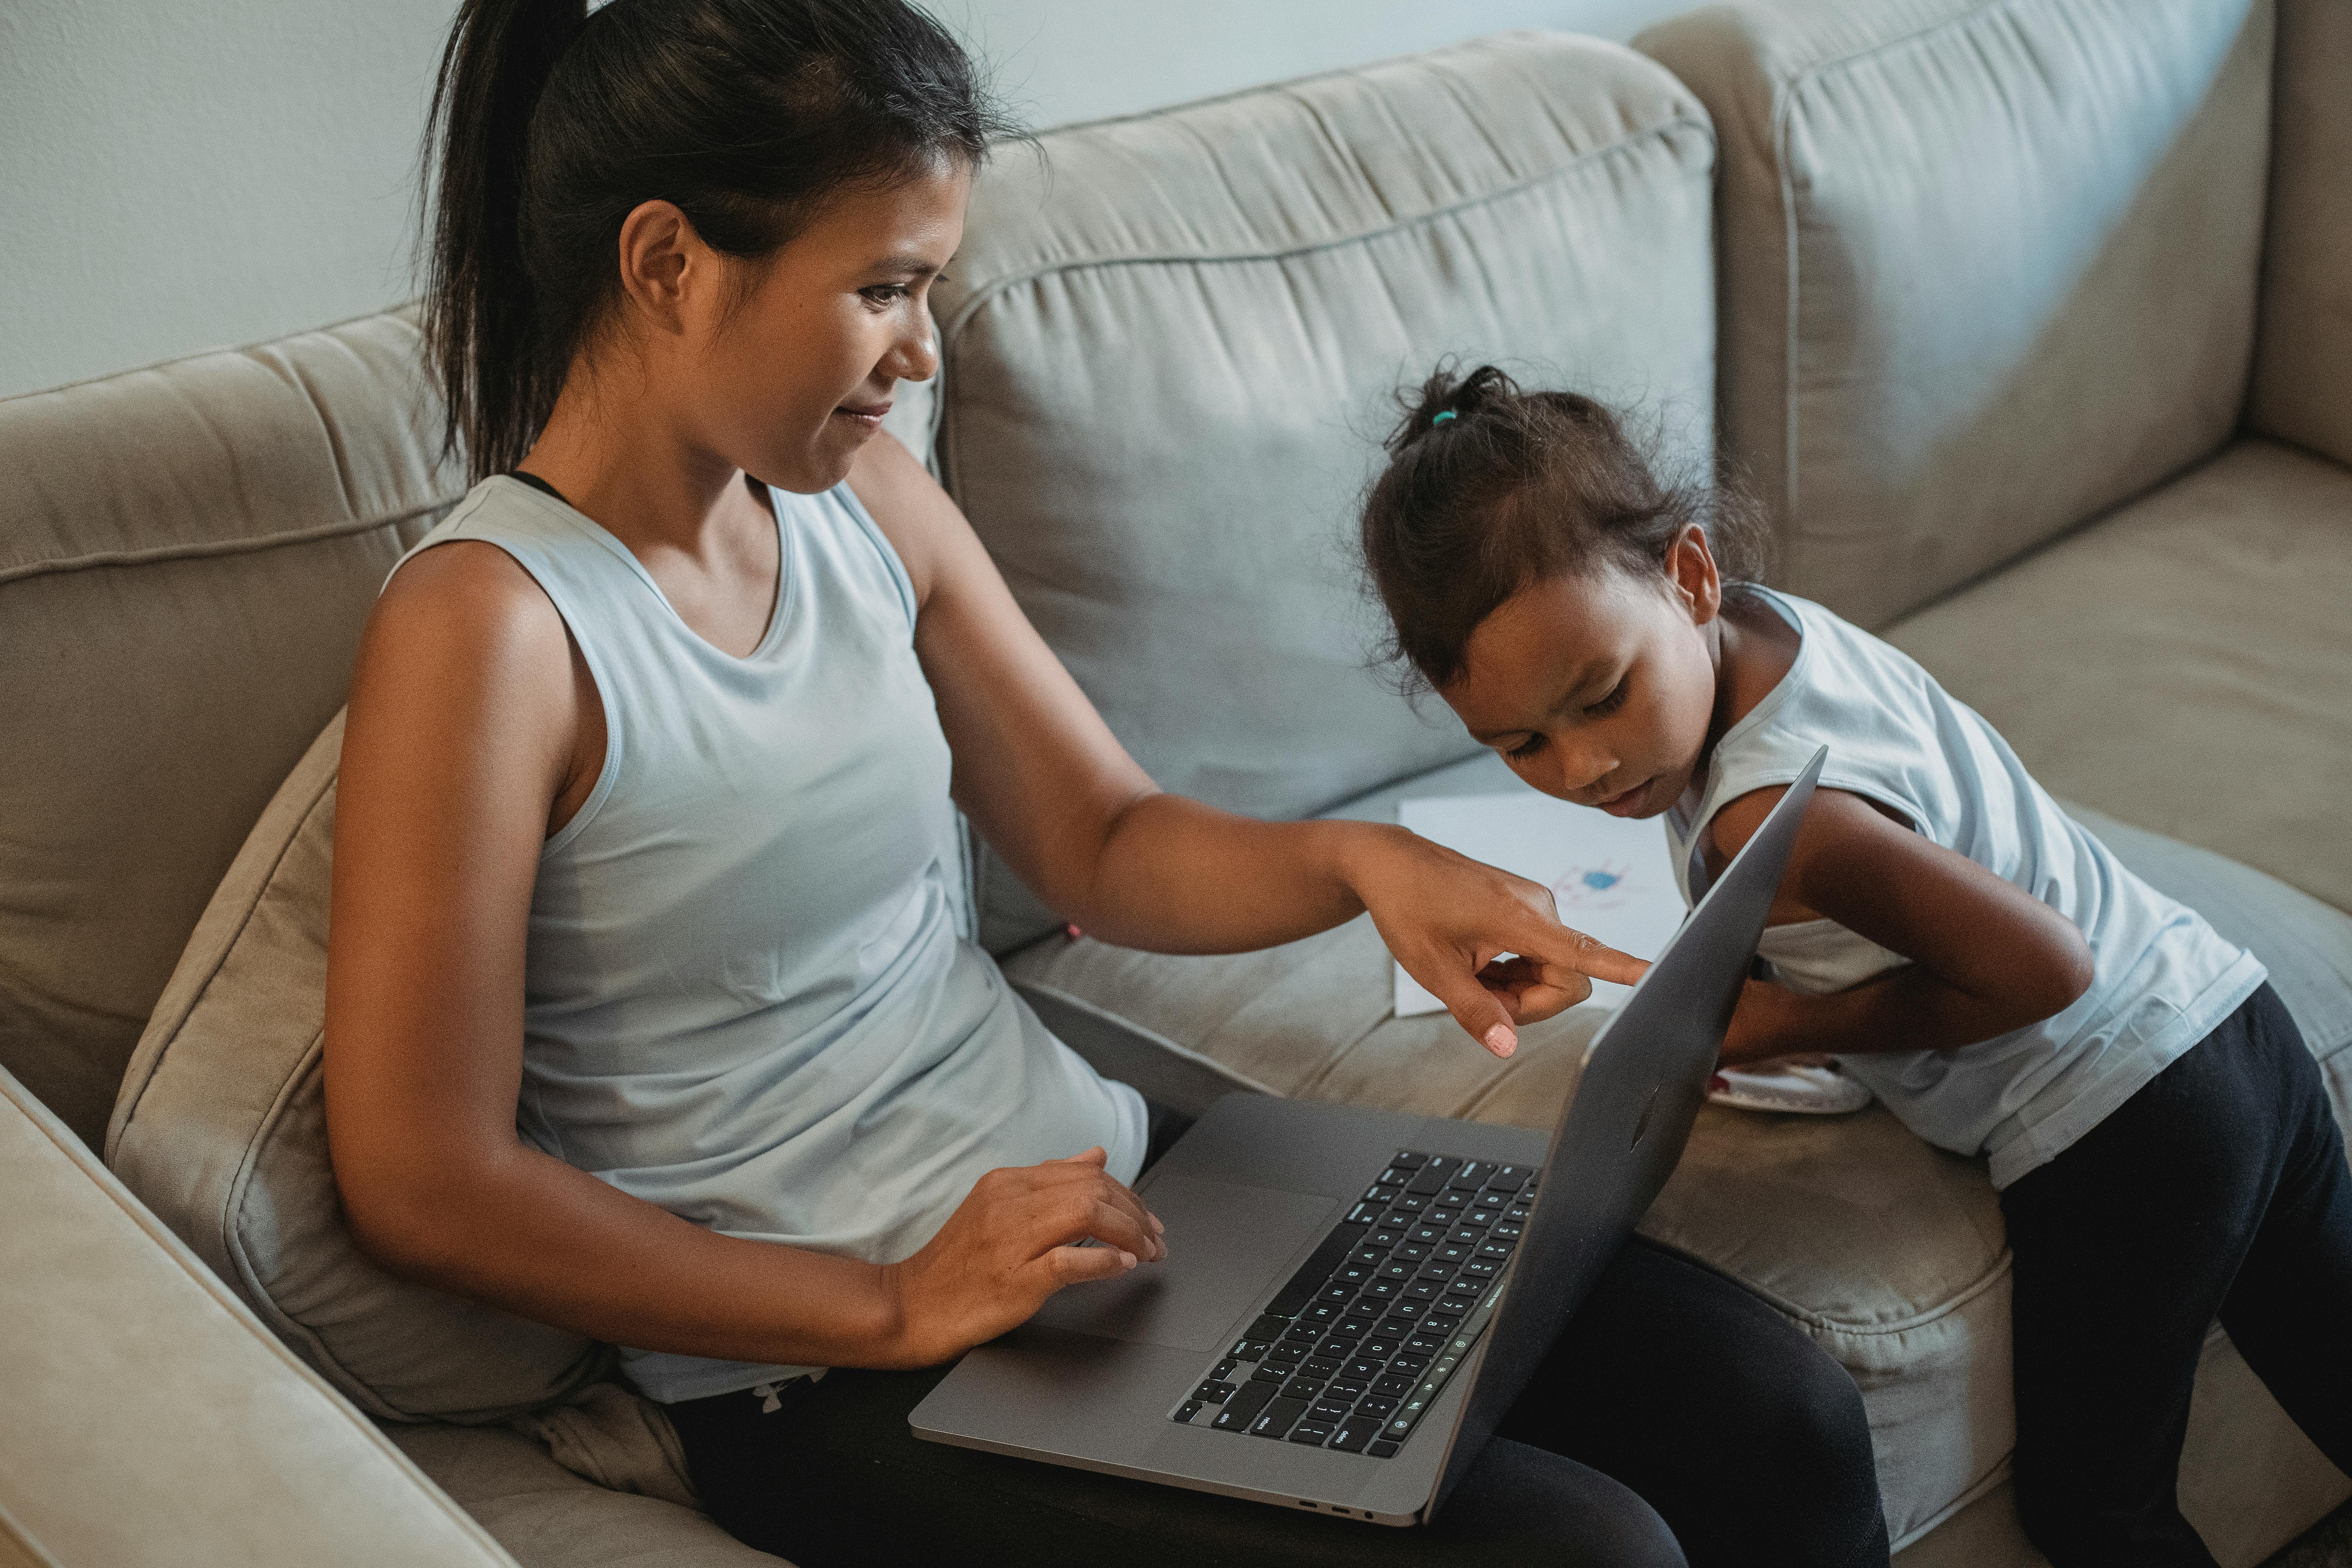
[911,748,1825,1525]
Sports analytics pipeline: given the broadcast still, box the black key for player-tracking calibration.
[1336,1263,1376,1289]
[1490,1222,1522,1241]
[1359,1337,1399,1359]
[1326,1380,1368,1401]
[1423,1314,1462,1335]
[1314,1335,1358,1358]
[1309,1400,1355,1422]
[1418,1261,1458,1281]
[1477,1240,1515,1261]
[1321,1283,1357,1304]
[1379,1261,1415,1281]
[1250,1397,1311,1439]
[1448,1160,1490,1190]
[1379,1166,1413,1186]
[1465,1209,1501,1228]
[1301,1303,1342,1328]
[1328,1420,1374,1453]
[1343,1359,1385,1381]
[1302,1358,1341,1380]
[1174,1400,1203,1423]
[1245,1314,1291,1344]
[1336,1315,1377,1338]
[1350,1246,1388,1267]
[1282,1377,1325,1402]
[1289,1421,1335,1446]
[1405,1281,1443,1302]
[1362,1280,1399,1300]
[1390,1150,1429,1169]
[1363,1183,1401,1204]
[1265,1221,1373,1320]
[1196,1380,1237,1403]
[1392,1243,1429,1261]
[1387,1300,1424,1319]
[1231,1338,1272,1361]
[1429,1189,1467,1210]
[1409,1225,1447,1246]
[1506,1204,1532,1221]
[1449,1227,1485,1246]
[1436,1243,1473,1264]
[1346,1203,1384,1226]
[1484,1165,1529,1192]
[1392,1194,1428,1214]
[1250,1365,1288,1385]
[1368,1439,1402,1459]
[1376,1316,1421,1341]
[1211,1359,1238,1380]
[1214,1381,1276,1430]
[1391,1353,1429,1374]
[1357,1396,1397,1418]
[1267,1343,1307,1365]
[1370,1227,1406,1248]
[1372,1374,1416,1397]
[1404,1156,1454,1196]
[1462,1259,1499,1279]
[1403,1333,1446,1355]
[1280,1323,1323,1345]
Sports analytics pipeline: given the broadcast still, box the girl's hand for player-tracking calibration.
[1347,826,1648,1058]
[877,1147,1165,1367]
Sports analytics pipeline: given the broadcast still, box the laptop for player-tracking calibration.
[911,747,1826,1526]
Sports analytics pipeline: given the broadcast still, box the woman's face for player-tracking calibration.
[679,161,971,494]
[1437,532,1724,820]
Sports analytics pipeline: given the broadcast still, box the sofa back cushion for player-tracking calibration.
[107,712,614,1423]
[2250,0,2352,470]
[0,312,465,1146]
[1639,0,2275,629]
[933,31,1719,951]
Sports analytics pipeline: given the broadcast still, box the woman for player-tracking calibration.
[323,2,1889,1563]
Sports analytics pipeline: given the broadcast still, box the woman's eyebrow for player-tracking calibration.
[867,252,944,276]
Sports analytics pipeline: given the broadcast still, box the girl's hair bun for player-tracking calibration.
[1387,361,1518,454]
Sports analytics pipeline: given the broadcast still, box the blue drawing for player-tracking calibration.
[1552,858,1638,911]
[1581,869,1622,892]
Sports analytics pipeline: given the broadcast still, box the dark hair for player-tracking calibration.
[1358,363,1771,691]
[421,0,1015,481]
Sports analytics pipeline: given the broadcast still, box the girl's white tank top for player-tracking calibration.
[1665,588,2263,1188]
[388,476,1145,1403]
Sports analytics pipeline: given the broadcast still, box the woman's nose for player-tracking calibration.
[889,307,940,384]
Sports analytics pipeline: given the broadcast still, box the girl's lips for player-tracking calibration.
[1597,779,1650,817]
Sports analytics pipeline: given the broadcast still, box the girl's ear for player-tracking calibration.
[1668,523,1724,625]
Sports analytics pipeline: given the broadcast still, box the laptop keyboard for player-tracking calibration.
[1167,1150,1535,1458]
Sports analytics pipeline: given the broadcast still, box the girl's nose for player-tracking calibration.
[1555,747,1617,799]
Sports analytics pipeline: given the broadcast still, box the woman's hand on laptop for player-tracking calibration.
[1351,828,1648,1059]
[875,1146,1165,1367]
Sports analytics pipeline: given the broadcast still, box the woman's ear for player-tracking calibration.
[613,198,706,338]
[1668,523,1724,624]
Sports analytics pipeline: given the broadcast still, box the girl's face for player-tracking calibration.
[670,161,971,493]
[1437,529,1724,820]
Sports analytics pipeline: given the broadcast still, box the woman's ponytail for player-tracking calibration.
[421,0,589,480]
[418,0,1013,483]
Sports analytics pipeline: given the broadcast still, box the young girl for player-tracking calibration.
[1360,364,2352,1568]
[324,5,1890,1566]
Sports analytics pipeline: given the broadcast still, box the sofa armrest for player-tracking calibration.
[2249,0,2352,469]
[0,1066,516,1568]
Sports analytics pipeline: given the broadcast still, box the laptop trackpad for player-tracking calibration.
[1024,1176,1336,1352]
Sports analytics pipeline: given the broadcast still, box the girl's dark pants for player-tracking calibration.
[669,1100,1889,1568]
[2000,983,2352,1566]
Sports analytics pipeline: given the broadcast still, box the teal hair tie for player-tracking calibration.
[1431,410,1457,425]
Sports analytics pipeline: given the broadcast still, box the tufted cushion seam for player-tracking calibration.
[0,499,456,591]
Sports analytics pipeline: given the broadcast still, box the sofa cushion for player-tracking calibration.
[107,712,615,1425]
[1636,0,2274,630]
[1009,749,2352,1548]
[0,309,464,1147]
[2250,0,2352,471]
[935,31,1719,950]
[1,1062,518,1568]
[1886,438,2352,915]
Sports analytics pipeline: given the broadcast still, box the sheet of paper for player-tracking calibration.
[1393,791,1687,1019]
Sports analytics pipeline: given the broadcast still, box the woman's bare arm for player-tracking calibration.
[325,543,1158,1369]
[1704,786,2096,1066]
[847,434,1644,1051]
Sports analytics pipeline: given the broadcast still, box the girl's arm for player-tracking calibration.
[1702,786,2096,1066]
[846,434,1646,1051]
[326,544,1161,1371]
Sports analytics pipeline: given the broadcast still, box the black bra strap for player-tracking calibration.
[508,470,568,506]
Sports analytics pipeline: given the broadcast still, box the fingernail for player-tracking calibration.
[1119,1251,1138,1269]
[1151,1215,1165,1234]
[1484,1022,1517,1058]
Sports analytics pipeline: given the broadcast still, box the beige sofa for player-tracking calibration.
[3,0,2346,1564]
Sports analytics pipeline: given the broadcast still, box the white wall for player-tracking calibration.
[0,0,1697,401]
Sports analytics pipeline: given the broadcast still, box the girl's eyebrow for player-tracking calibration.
[1472,656,1608,743]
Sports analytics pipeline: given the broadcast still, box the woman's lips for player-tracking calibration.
[833,403,891,430]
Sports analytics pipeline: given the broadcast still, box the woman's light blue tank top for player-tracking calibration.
[1665,588,2264,1189]
[391,476,1145,1402]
